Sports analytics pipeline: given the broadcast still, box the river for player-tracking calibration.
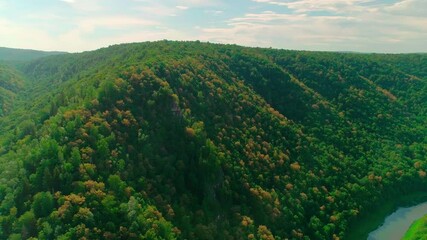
[368,201,427,240]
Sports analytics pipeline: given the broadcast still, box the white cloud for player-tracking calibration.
[135,0,220,7]
[0,13,161,52]
[59,0,104,12]
[136,2,191,17]
[230,12,308,23]
[77,16,158,32]
[205,10,224,16]
[0,19,63,51]
[385,0,427,17]
[228,11,355,25]
[25,13,64,21]
[177,0,219,7]
[252,0,374,13]
[199,11,358,48]
[57,26,193,52]
[1,0,426,53]
[197,0,427,53]
[176,5,189,10]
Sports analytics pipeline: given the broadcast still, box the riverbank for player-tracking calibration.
[402,214,427,240]
[345,191,427,240]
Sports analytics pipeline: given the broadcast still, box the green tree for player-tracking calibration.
[32,191,54,218]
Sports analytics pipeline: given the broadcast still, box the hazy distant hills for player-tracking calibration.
[0,41,425,239]
[0,47,66,62]
[0,47,65,115]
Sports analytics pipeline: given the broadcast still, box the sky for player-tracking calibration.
[0,0,426,53]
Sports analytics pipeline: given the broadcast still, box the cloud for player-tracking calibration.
[0,19,62,51]
[177,0,219,7]
[197,0,427,53]
[198,11,359,47]
[252,0,374,13]
[136,2,192,17]
[59,0,105,12]
[205,10,224,16]
[1,0,426,53]
[56,16,161,51]
[385,0,427,17]
[77,16,158,32]
[176,5,189,10]
[25,13,64,21]
[0,12,161,52]
[230,12,309,23]
[134,0,219,7]
[57,28,187,52]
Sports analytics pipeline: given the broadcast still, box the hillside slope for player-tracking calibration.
[0,41,425,239]
[0,47,66,62]
[0,64,25,116]
[403,214,427,240]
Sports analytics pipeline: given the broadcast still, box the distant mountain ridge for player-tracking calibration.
[0,47,66,115]
[0,47,66,62]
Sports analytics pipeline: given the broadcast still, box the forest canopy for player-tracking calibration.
[0,41,425,239]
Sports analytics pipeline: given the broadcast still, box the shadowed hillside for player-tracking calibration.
[0,64,25,116]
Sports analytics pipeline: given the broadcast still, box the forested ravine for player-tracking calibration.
[0,41,425,239]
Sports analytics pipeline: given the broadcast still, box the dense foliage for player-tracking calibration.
[402,215,427,240]
[0,41,425,239]
[0,64,25,116]
[403,214,427,240]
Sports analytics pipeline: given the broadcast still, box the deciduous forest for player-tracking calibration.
[0,41,425,239]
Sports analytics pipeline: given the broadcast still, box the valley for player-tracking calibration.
[0,41,425,239]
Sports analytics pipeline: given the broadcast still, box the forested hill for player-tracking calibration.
[0,41,425,239]
[0,64,25,116]
[0,47,66,115]
[0,47,66,62]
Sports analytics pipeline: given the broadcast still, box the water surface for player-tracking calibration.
[368,201,427,240]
